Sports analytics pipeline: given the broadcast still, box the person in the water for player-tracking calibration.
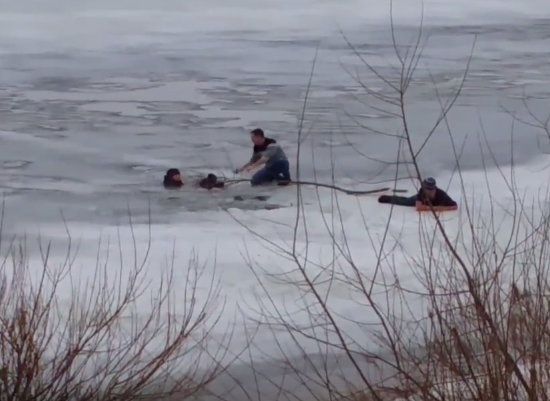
[197,173,225,190]
[163,168,184,188]
[163,169,225,190]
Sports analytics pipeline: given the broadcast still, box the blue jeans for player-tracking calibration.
[251,160,291,186]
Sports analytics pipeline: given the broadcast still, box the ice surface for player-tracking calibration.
[10,154,550,369]
[1,0,550,397]
[0,0,548,59]
[0,0,549,53]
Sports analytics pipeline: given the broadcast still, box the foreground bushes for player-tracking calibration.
[0,238,225,401]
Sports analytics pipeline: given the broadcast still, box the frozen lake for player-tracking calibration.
[1,0,550,399]
[0,0,549,227]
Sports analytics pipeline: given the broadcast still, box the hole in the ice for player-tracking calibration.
[3,160,33,169]
[223,203,284,211]
[191,143,211,149]
[140,144,176,150]
[233,195,270,202]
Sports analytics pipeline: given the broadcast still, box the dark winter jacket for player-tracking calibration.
[250,138,277,164]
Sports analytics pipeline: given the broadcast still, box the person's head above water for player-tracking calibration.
[250,128,265,146]
[197,173,225,190]
[421,177,437,198]
[163,168,183,188]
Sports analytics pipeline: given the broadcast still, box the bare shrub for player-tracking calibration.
[0,213,228,401]
[233,4,550,401]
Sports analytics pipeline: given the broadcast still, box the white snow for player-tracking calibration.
[9,153,550,369]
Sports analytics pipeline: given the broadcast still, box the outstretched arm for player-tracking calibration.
[235,163,250,173]
[241,155,268,172]
[416,204,458,212]
[416,192,458,212]
[239,146,279,173]
[235,153,262,173]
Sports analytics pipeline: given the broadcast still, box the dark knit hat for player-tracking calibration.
[422,177,437,190]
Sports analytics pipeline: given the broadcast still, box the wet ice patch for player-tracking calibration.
[27,81,230,104]
[3,176,98,195]
[187,106,296,128]
[2,160,33,169]
[80,101,150,117]
[317,139,347,148]
[34,124,67,131]
[130,165,154,172]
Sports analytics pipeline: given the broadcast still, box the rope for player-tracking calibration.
[222,179,408,196]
